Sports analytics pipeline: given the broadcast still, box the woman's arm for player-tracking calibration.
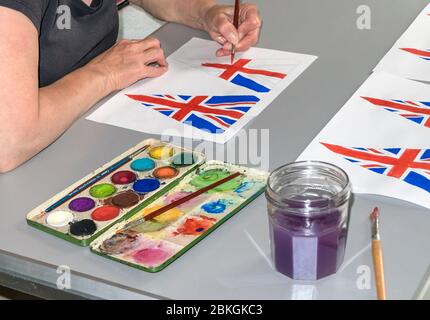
[0,7,167,173]
[131,0,261,57]
[131,0,215,30]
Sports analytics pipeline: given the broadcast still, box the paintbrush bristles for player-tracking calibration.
[370,207,379,223]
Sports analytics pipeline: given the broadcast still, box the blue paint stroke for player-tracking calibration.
[235,181,255,193]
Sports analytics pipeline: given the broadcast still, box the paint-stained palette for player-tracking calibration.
[26,139,204,246]
[90,161,268,272]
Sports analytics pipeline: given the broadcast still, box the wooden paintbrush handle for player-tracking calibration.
[372,239,386,300]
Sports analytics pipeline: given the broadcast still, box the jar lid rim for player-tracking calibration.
[266,160,351,214]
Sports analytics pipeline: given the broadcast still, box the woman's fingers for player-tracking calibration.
[235,28,260,52]
[214,14,239,46]
[206,3,262,56]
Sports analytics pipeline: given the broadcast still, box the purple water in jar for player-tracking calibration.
[266,161,351,280]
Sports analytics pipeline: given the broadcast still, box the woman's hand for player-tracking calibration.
[87,37,168,92]
[203,3,262,57]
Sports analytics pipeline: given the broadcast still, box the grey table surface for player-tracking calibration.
[1,0,430,300]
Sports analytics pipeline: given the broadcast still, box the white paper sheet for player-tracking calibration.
[87,37,317,143]
[374,3,430,82]
[297,72,430,209]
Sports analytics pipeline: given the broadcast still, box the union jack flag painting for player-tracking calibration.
[321,143,430,193]
[362,97,430,128]
[201,59,287,93]
[126,94,260,134]
[400,48,430,61]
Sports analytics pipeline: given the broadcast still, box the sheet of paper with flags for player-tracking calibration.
[374,2,430,82]
[87,37,317,143]
[297,72,430,209]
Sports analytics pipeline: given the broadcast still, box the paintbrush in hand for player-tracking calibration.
[121,172,242,231]
[370,207,387,300]
[231,0,240,64]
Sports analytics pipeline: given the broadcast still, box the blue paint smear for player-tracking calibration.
[404,171,430,193]
[231,74,270,93]
[202,200,227,214]
[206,95,260,104]
[235,181,254,193]
[184,114,225,134]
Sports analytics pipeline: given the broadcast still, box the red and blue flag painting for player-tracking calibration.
[362,97,430,128]
[400,48,430,60]
[126,94,260,134]
[201,59,287,93]
[321,143,430,193]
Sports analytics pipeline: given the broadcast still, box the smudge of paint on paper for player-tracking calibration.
[131,220,168,233]
[100,231,141,255]
[201,199,229,214]
[173,215,217,236]
[190,169,243,192]
[235,181,255,193]
[139,204,183,223]
[164,191,207,210]
[131,243,175,267]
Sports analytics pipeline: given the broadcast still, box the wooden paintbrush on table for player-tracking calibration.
[231,0,241,64]
[370,207,387,300]
[121,172,242,231]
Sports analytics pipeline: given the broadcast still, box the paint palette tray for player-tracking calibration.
[26,139,205,246]
[90,161,268,272]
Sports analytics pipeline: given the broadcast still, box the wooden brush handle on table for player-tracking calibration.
[372,239,387,300]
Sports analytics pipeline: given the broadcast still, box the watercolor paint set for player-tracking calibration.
[26,139,268,272]
[26,139,205,246]
[90,161,268,272]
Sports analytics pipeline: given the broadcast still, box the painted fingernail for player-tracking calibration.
[227,32,239,45]
[217,36,227,44]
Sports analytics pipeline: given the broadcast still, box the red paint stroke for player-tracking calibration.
[202,59,287,80]
[173,215,216,236]
[321,143,430,178]
[127,95,246,122]
[361,96,430,127]
[400,48,430,58]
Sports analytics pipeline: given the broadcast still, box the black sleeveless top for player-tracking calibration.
[0,0,119,87]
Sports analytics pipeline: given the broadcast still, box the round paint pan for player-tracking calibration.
[69,219,97,237]
[171,152,197,167]
[68,197,96,212]
[132,178,161,194]
[89,183,117,198]
[111,190,140,208]
[111,170,137,185]
[46,211,74,228]
[91,205,121,221]
[148,145,174,160]
[153,166,179,180]
[130,158,156,172]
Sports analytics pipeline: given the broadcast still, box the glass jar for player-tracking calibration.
[266,161,352,280]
